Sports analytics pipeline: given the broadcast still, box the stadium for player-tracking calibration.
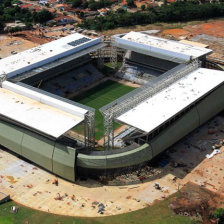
[0,31,224,182]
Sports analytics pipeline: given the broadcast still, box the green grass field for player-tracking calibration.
[73,80,136,140]
[0,194,194,224]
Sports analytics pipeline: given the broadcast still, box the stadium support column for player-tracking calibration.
[97,48,104,69]
[110,45,117,69]
[0,73,6,87]
[103,113,114,151]
[84,111,95,149]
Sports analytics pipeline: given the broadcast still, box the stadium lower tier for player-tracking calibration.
[0,83,224,182]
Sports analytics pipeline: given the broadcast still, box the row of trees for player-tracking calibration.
[67,0,114,11]
[79,1,224,31]
[0,0,53,31]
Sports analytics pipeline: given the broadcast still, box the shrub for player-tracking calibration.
[214,208,224,222]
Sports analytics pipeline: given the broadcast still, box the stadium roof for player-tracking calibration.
[0,81,87,138]
[113,32,212,63]
[0,33,102,78]
[117,68,224,133]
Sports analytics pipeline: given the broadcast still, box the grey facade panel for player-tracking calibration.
[77,143,151,169]
[0,120,23,155]
[21,131,55,171]
[197,84,224,125]
[149,107,200,157]
[52,143,76,182]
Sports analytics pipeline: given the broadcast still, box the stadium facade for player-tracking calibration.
[0,31,224,182]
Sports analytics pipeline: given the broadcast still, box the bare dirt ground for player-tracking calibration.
[184,21,224,39]
[0,35,39,58]
[159,21,224,61]
[160,21,224,39]
[160,28,190,39]
[100,18,224,36]
[1,115,224,217]
[170,182,224,222]
[0,25,76,58]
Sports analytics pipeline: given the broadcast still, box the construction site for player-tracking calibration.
[0,20,224,220]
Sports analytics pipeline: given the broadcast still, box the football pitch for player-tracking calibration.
[73,80,136,140]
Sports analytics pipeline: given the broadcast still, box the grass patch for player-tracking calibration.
[0,217,13,224]
[0,194,194,224]
[73,80,135,140]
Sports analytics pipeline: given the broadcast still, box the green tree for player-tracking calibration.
[127,0,135,7]
[214,208,224,222]
[9,26,22,33]
[33,9,53,23]
[0,21,4,31]
[72,0,82,8]
[141,4,146,10]
[88,0,100,10]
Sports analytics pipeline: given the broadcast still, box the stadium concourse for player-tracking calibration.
[1,114,224,217]
[0,30,224,184]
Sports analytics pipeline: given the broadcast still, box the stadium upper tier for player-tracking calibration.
[113,32,212,63]
[0,81,88,138]
[117,68,224,134]
[0,33,102,79]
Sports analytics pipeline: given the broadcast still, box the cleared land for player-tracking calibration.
[73,80,135,140]
[1,115,224,218]
[0,196,193,224]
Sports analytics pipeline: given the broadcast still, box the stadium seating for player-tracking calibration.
[116,63,161,85]
[41,64,103,97]
[115,50,179,85]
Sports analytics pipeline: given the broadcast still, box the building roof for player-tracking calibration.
[0,33,101,78]
[55,3,66,7]
[54,16,74,21]
[98,8,110,12]
[179,40,209,48]
[0,81,87,138]
[117,68,224,133]
[20,4,33,8]
[113,31,212,63]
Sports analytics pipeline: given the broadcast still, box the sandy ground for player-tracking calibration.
[1,115,224,217]
[184,21,224,39]
[159,21,224,61]
[160,21,224,39]
[0,35,39,58]
[0,24,77,59]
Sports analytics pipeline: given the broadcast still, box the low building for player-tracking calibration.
[55,16,75,25]
[4,21,26,31]
[97,8,110,16]
[47,16,75,25]
[55,3,67,11]
[39,0,49,5]
[20,3,33,9]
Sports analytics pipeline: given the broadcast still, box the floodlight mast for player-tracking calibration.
[0,73,6,87]
[110,38,118,69]
[101,59,201,151]
[84,110,95,149]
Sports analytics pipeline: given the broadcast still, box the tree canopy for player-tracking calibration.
[79,1,224,31]
[0,0,54,32]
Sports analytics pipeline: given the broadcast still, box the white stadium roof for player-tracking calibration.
[0,81,87,138]
[113,32,212,63]
[0,33,102,78]
[117,68,224,133]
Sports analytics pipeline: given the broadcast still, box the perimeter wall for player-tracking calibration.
[0,83,224,181]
